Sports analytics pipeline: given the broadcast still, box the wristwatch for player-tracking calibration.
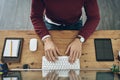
[77,35,85,43]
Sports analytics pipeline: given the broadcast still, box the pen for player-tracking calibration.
[10,40,12,56]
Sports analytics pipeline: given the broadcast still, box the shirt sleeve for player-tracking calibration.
[30,0,50,39]
[78,0,100,41]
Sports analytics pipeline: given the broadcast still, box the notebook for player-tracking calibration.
[42,56,80,77]
[3,40,20,57]
[1,38,24,63]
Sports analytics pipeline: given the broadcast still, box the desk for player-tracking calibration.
[0,30,120,80]
[0,30,120,69]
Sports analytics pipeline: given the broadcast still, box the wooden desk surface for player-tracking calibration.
[0,30,120,69]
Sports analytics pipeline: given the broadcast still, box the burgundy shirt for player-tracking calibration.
[31,0,100,40]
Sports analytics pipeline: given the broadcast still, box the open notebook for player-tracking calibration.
[3,39,20,57]
[2,38,23,63]
[42,56,80,77]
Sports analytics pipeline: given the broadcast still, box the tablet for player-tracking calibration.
[94,39,114,61]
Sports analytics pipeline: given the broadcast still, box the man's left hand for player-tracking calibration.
[65,38,82,63]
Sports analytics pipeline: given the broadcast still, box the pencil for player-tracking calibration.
[10,40,12,56]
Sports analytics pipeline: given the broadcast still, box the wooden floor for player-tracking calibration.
[0,0,120,30]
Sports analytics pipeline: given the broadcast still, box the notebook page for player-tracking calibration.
[3,39,20,57]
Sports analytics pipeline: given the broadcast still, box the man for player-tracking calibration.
[30,0,100,63]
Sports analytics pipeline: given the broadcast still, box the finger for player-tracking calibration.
[49,50,56,62]
[47,50,52,61]
[70,51,75,63]
[76,51,80,59]
[56,47,61,56]
[53,50,58,59]
[79,47,82,58]
[78,50,82,58]
[69,49,74,63]
[75,51,79,62]
[46,50,51,61]
[45,51,50,61]
[80,50,82,57]
[72,51,78,63]
[65,45,71,55]
[78,51,80,59]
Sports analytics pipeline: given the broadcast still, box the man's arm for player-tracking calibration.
[65,0,100,63]
[30,0,50,39]
[78,0,100,41]
[30,0,61,62]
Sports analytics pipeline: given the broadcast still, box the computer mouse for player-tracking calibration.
[29,38,37,52]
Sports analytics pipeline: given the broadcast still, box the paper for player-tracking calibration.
[3,39,20,57]
[3,77,18,80]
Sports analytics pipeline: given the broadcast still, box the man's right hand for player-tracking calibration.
[43,37,61,62]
